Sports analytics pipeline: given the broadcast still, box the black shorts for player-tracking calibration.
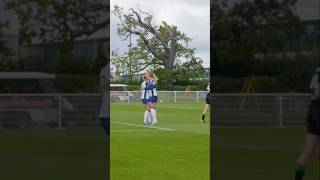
[306,99,320,135]
[206,93,210,105]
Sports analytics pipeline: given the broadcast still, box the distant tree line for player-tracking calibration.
[211,0,319,92]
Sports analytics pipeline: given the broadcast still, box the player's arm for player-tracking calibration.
[141,83,145,91]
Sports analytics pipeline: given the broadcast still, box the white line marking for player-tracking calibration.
[111,121,175,131]
[111,129,167,133]
[216,145,301,152]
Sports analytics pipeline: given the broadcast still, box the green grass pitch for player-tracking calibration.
[0,128,107,180]
[112,102,319,180]
[0,102,318,180]
[110,102,210,180]
[214,127,319,180]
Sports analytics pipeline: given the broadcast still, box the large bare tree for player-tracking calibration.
[113,6,196,73]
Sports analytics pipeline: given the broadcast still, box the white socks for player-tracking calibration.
[144,109,157,125]
[144,111,149,124]
[150,108,157,124]
[147,111,152,124]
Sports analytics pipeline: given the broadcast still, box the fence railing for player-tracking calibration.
[0,93,311,128]
[213,93,310,127]
[111,91,208,103]
[0,93,102,129]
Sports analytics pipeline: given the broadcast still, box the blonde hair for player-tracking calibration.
[142,74,147,81]
[150,72,158,84]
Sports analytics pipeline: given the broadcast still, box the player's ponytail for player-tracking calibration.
[142,74,147,81]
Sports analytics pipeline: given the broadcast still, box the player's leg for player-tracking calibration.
[201,104,209,123]
[145,102,153,124]
[100,117,110,137]
[201,94,210,123]
[150,97,158,125]
[294,100,320,180]
[295,134,318,180]
[142,100,150,125]
[147,102,153,124]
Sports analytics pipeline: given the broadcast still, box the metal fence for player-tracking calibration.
[0,93,311,128]
[214,93,310,127]
[0,91,207,128]
[0,93,102,128]
[111,91,208,103]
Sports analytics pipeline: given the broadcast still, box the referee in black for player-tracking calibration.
[201,83,210,123]
[294,67,320,180]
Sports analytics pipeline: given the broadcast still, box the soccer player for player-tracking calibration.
[141,74,152,125]
[201,83,210,123]
[148,71,158,125]
[294,67,320,180]
[99,64,110,136]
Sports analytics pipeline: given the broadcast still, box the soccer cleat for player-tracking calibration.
[151,121,158,126]
[201,119,205,123]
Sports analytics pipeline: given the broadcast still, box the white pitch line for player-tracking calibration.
[111,129,167,133]
[111,121,175,131]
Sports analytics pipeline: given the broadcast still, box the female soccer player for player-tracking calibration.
[201,83,210,123]
[148,71,158,125]
[294,67,320,180]
[141,74,152,125]
[99,64,110,136]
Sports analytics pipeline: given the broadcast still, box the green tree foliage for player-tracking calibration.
[212,0,302,77]
[111,47,152,81]
[5,0,109,63]
[6,0,109,43]
[0,21,13,57]
[174,57,205,85]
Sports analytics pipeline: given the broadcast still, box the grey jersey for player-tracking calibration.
[99,65,109,118]
[99,65,108,94]
[310,68,320,100]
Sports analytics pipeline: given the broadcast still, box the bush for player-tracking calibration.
[153,68,173,85]
[214,76,240,93]
[55,74,100,93]
[251,76,287,93]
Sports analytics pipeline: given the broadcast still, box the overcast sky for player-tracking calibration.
[296,0,319,20]
[110,0,211,68]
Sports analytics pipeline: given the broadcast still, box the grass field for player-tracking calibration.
[110,102,210,180]
[111,102,319,180]
[0,101,318,180]
[214,127,319,180]
[0,128,107,180]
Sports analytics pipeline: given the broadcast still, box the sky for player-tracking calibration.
[295,0,319,20]
[110,0,211,68]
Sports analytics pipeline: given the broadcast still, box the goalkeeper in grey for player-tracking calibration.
[99,64,110,136]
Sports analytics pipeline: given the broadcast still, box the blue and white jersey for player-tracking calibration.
[140,81,152,100]
[146,79,157,97]
[151,80,158,97]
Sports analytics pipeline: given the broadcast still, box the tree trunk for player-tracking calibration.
[165,26,177,71]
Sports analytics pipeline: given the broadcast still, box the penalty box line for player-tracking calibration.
[111,121,175,131]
